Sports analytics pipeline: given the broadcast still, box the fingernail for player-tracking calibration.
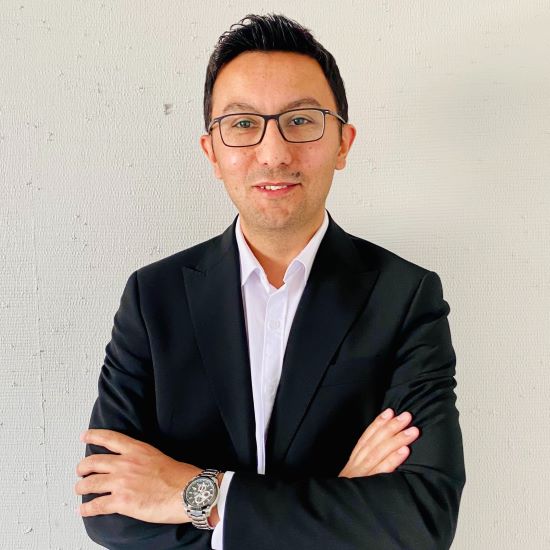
[397,412,410,421]
[397,446,408,455]
[79,431,86,441]
[381,408,392,419]
[404,427,417,436]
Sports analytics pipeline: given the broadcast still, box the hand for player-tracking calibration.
[338,408,420,478]
[75,429,204,523]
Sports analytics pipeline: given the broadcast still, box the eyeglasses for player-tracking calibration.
[207,108,347,147]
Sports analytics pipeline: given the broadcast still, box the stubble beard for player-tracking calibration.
[244,201,307,239]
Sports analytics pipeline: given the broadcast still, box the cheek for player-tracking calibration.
[220,151,251,176]
[217,153,251,194]
[302,144,318,164]
[228,153,243,168]
[303,147,336,174]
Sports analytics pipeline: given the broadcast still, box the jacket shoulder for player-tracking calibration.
[131,231,230,286]
[347,231,433,281]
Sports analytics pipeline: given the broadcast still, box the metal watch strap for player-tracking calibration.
[184,469,220,530]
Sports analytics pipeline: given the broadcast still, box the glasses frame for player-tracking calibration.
[207,107,347,147]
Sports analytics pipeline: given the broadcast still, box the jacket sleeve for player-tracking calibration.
[81,271,211,549]
[223,270,466,550]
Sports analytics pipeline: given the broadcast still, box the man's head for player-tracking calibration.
[200,13,356,238]
[203,13,349,132]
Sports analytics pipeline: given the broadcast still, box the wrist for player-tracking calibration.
[209,505,220,527]
[209,472,224,528]
[183,469,225,529]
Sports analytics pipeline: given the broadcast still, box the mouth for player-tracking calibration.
[253,182,300,197]
[254,182,300,189]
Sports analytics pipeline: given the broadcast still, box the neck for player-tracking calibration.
[239,212,325,288]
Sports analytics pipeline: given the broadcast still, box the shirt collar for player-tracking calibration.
[235,209,329,289]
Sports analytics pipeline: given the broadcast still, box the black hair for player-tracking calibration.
[203,13,349,132]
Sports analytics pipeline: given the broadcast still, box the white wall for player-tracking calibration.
[1,1,549,548]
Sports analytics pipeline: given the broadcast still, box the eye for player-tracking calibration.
[232,119,257,129]
[289,117,310,126]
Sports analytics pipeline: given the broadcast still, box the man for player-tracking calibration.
[76,13,465,550]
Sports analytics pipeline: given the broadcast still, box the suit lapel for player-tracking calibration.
[265,214,379,472]
[181,217,257,470]
[181,213,379,474]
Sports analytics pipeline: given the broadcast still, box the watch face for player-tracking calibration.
[184,476,218,509]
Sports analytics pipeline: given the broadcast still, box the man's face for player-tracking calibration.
[200,50,356,236]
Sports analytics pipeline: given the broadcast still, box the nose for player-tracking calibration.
[255,119,292,166]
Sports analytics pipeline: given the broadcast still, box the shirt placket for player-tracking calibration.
[261,286,287,455]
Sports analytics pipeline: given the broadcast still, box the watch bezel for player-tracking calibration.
[183,475,220,511]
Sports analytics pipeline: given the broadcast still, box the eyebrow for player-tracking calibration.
[220,97,322,115]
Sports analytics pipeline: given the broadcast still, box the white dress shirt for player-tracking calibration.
[211,209,329,549]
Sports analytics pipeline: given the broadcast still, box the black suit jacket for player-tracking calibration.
[82,212,465,549]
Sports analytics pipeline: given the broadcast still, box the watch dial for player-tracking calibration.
[185,477,218,508]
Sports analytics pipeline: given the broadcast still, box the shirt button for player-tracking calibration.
[269,319,281,330]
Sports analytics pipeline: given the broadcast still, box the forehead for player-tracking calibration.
[211,51,337,115]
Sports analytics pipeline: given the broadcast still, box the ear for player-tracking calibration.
[335,123,357,171]
[200,133,223,180]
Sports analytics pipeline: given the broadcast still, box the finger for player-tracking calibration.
[78,495,117,517]
[353,424,420,474]
[75,473,113,496]
[76,454,121,477]
[352,408,395,453]
[356,411,413,456]
[80,429,145,454]
[368,446,410,475]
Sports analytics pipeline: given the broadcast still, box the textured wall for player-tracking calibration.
[1,1,549,548]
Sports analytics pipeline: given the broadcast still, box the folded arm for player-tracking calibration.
[222,271,465,550]
[80,270,465,549]
[81,271,208,549]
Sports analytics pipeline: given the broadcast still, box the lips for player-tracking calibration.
[254,182,299,190]
[253,183,300,197]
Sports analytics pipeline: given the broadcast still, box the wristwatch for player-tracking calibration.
[182,468,221,530]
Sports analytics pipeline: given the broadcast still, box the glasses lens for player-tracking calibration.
[279,109,324,142]
[218,109,326,146]
[219,114,265,146]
